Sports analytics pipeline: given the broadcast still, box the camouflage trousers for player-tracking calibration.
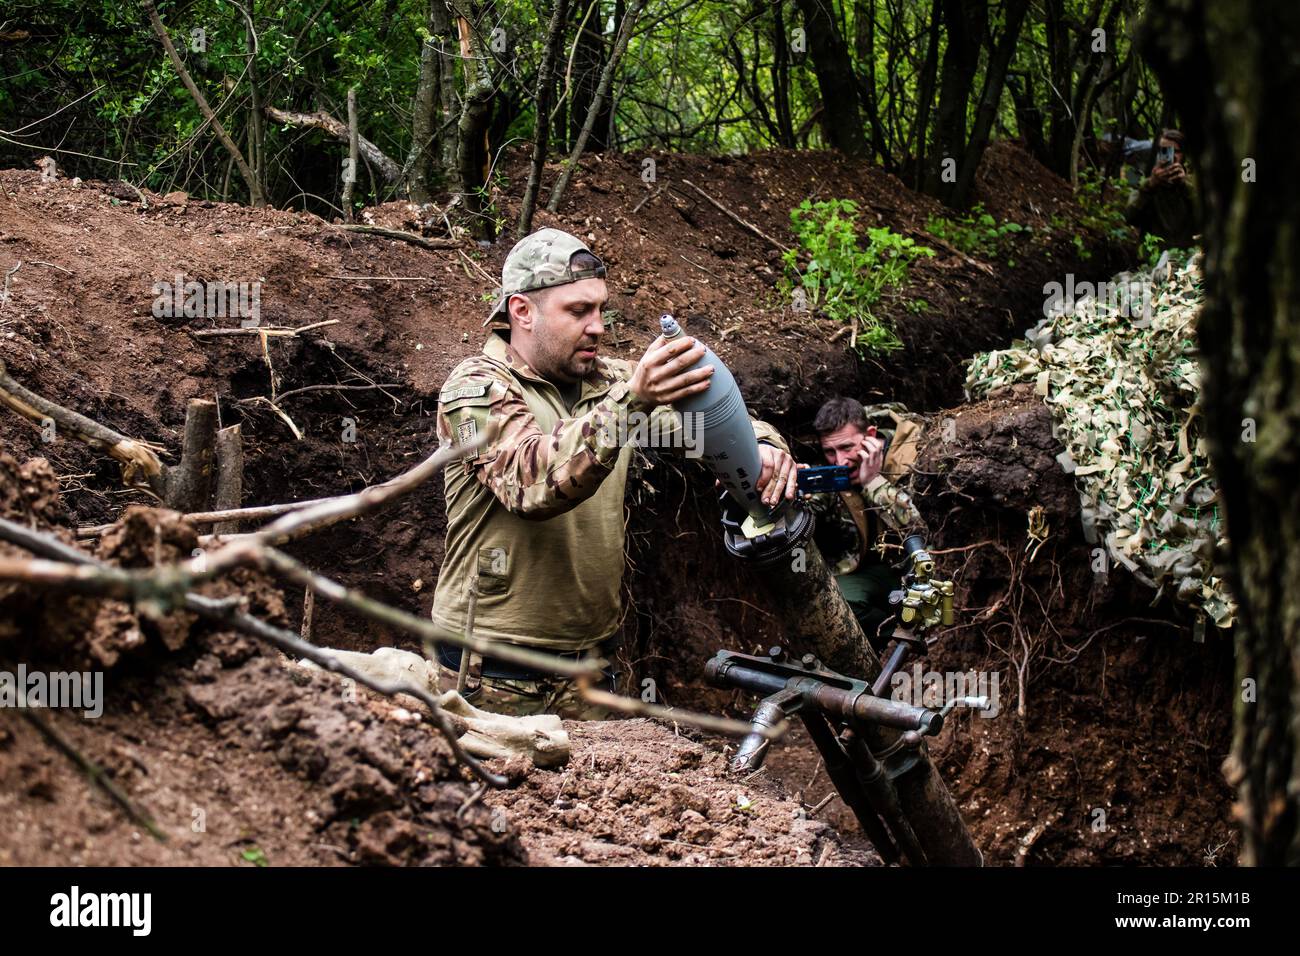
[435,663,616,721]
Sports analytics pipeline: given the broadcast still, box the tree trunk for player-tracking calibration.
[429,0,460,181]
[1142,0,1300,866]
[212,424,244,536]
[406,1,444,204]
[911,0,942,190]
[794,0,869,157]
[925,0,986,200]
[770,0,795,148]
[245,0,266,204]
[518,0,571,237]
[455,8,496,241]
[165,399,219,514]
[569,0,611,152]
[1006,72,1048,162]
[1066,0,1123,186]
[1043,0,1074,175]
[342,86,358,220]
[949,0,1030,209]
[852,0,891,166]
[547,0,646,213]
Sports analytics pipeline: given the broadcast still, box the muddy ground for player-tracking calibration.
[0,142,1235,865]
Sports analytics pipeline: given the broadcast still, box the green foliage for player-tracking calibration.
[240,846,268,867]
[781,199,933,353]
[1072,233,1092,261]
[1139,233,1165,266]
[1141,241,1198,271]
[0,0,1172,230]
[925,203,1025,260]
[1075,170,1135,241]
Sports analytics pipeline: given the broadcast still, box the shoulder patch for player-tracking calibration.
[440,383,491,403]
[456,416,478,453]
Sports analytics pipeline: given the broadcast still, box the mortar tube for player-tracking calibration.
[842,728,929,866]
[800,710,901,864]
[681,326,981,863]
[728,520,982,865]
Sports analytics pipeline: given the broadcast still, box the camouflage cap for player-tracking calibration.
[485,228,606,327]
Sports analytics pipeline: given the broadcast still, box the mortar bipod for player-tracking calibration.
[705,646,945,866]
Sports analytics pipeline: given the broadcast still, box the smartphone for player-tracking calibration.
[796,465,853,495]
[1157,144,1176,166]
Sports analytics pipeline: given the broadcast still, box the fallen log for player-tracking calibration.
[0,356,166,497]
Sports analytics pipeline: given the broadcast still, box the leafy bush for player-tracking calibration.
[782,199,933,353]
[925,203,1025,259]
[1075,170,1135,241]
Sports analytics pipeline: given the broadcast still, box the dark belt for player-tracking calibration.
[435,640,617,683]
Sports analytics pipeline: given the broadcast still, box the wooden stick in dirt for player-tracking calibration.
[212,424,243,535]
[679,179,790,252]
[333,224,460,250]
[78,497,332,539]
[190,320,339,339]
[18,705,168,842]
[900,226,995,276]
[7,440,589,679]
[0,356,166,497]
[300,587,315,642]
[165,398,218,513]
[257,548,598,679]
[263,382,404,404]
[456,579,479,694]
[0,538,601,681]
[631,183,667,215]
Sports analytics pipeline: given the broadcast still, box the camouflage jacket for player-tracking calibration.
[1125,177,1200,249]
[806,432,926,575]
[430,330,789,652]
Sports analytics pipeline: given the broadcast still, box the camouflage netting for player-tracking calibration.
[965,252,1235,629]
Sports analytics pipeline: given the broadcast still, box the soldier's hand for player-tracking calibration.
[757,444,798,506]
[854,430,885,487]
[628,335,713,406]
[1147,162,1179,188]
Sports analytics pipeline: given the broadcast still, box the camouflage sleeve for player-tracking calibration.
[863,475,927,535]
[438,364,654,521]
[751,416,790,454]
[800,490,841,518]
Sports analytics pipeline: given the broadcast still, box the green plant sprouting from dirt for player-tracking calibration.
[782,198,933,353]
[241,846,269,867]
[1074,170,1136,242]
[925,203,1026,260]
